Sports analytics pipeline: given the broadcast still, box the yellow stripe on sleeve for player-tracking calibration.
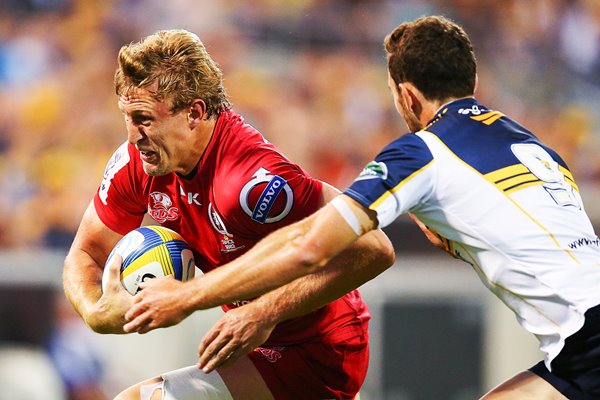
[370,160,436,210]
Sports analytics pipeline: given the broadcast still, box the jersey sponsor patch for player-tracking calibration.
[355,160,388,181]
[208,202,232,236]
[208,203,245,253]
[239,167,293,224]
[99,142,130,205]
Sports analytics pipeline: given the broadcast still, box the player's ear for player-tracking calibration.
[399,82,422,118]
[188,99,207,127]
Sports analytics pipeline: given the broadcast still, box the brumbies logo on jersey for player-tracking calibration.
[147,192,179,223]
[355,161,388,181]
[239,167,293,224]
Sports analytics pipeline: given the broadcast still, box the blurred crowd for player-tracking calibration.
[2,0,600,249]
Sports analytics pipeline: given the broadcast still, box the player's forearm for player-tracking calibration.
[187,213,346,310]
[63,248,104,323]
[251,229,394,324]
[63,249,127,334]
[187,223,316,310]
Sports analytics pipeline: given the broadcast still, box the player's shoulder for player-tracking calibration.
[215,110,307,179]
[98,141,145,200]
[217,110,272,151]
[377,132,433,166]
[423,97,521,142]
[210,114,322,230]
[104,141,143,172]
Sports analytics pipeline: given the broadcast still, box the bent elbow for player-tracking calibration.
[381,237,396,268]
[368,230,396,270]
[292,239,333,275]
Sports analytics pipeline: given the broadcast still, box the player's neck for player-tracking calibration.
[421,96,472,125]
[180,117,217,176]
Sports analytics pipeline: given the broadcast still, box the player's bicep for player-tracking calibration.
[302,194,378,264]
[69,201,124,268]
[319,181,342,205]
[321,184,378,234]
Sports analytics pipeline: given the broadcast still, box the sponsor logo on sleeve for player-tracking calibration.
[239,167,294,224]
[99,142,130,205]
[147,192,179,223]
[354,161,388,181]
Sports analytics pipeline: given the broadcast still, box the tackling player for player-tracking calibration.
[125,17,600,400]
[62,29,395,400]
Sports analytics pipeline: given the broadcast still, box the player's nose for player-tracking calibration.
[127,124,146,145]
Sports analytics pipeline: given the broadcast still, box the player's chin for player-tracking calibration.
[142,162,169,176]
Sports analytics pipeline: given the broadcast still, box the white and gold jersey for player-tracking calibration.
[345,98,600,368]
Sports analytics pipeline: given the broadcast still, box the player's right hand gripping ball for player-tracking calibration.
[102,226,195,295]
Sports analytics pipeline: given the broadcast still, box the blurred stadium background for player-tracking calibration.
[1,0,600,399]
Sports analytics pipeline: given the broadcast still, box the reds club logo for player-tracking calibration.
[255,346,285,363]
[147,192,180,223]
[239,167,294,224]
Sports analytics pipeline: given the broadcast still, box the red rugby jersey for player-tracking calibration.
[94,109,369,344]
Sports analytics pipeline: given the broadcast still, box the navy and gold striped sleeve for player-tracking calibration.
[344,133,435,228]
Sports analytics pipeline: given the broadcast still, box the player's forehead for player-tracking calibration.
[117,85,170,115]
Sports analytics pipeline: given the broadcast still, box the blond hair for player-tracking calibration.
[114,29,231,118]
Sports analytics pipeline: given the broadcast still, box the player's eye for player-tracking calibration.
[130,115,152,127]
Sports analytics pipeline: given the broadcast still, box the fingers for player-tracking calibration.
[198,329,230,371]
[407,212,422,227]
[198,322,251,373]
[198,328,220,360]
[137,274,174,291]
[123,311,157,334]
[198,334,242,373]
[123,296,153,333]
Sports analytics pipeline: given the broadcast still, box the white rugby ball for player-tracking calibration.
[102,226,195,295]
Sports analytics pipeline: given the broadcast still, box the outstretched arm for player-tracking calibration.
[197,185,394,371]
[124,188,385,333]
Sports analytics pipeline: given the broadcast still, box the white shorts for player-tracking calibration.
[140,366,233,400]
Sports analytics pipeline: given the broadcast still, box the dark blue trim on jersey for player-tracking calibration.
[344,133,433,209]
[426,98,569,174]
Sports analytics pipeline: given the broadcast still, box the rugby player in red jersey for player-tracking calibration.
[62,29,394,400]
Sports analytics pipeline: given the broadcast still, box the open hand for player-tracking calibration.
[198,304,276,373]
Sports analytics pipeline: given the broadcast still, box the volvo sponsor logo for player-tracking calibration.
[239,167,293,224]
